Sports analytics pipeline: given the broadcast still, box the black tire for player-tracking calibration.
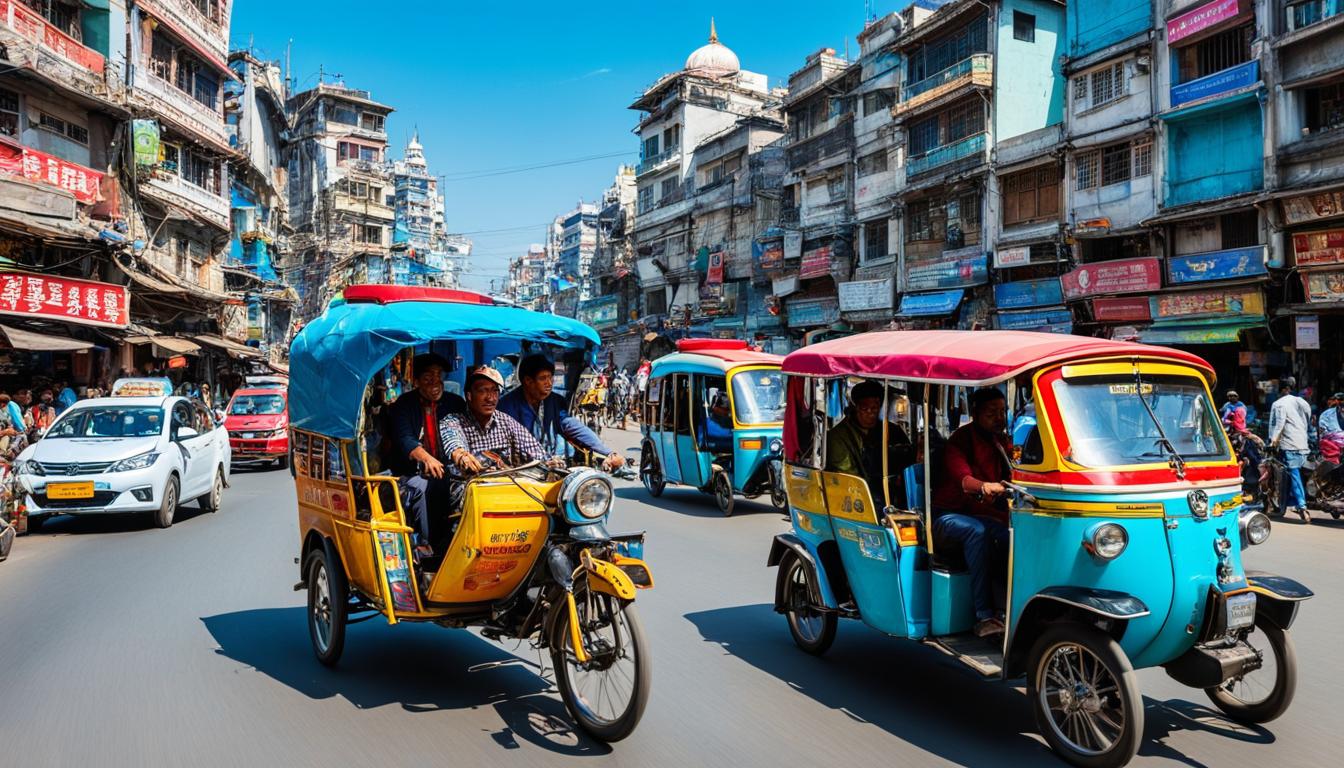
[713,470,735,516]
[551,590,651,742]
[1263,463,1285,518]
[1027,624,1142,768]
[153,475,179,529]
[640,444,665,497]
[1206,614,1297,723]
[198,468,224,512]
[275,453,289,470]
[781,553,836,656]
[770,466,788,510]
[306,545,348,667]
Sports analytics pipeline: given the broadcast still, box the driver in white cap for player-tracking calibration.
[439,365,561,473]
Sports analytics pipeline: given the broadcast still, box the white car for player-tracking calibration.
[13,396,232,529]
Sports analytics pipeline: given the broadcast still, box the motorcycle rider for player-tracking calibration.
[1318,392,1343,466]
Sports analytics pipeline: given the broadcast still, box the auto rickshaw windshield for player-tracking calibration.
[731,369,786,424]
[1050,374,1231,467]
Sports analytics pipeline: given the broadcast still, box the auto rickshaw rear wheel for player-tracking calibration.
[550,586,651,742]
[782,553,836,656]
[1027,624,1142,768]
[713,470,734,516]
[1205,614,1296,723]
[306,544,348,667]
[640,444,665,497]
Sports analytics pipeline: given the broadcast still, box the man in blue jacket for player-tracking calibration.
[498,354,626,472]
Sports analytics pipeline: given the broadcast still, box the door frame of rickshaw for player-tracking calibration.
[725,364,786,432]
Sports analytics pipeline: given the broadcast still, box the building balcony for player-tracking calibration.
[0,1,106,74]
[130,66,230,150]
[787,117,854,173]
[906,132,987,178]
[895,54,993,118]
[332,193,395,221]
[1170,60,1260,109]
[141,0,229,64]
[142,174,230,231]
[1284,0,1344,37]
[636,145,680,177]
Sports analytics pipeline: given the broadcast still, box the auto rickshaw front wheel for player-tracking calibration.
[306,544,348,667]
[1205,614,1297,723]
[550,587,651,742]
[713,470,735,516]
[782,553,836,656]
[640,444,665,497]
[1027,624,1142,768]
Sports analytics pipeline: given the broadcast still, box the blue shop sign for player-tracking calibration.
[898,289,964,316]
[995,308,1073,333]
[1168,245,1267,285]
[993,278,1063,309]
[905,248,989,291]
[1171,60,1259,108]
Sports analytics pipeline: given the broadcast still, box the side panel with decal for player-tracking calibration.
[425,479,551,604]
[820,470,908,636]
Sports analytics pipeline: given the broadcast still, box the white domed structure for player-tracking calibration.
[684,19,740,78]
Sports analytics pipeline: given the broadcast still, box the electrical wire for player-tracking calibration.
[438,151,633,181]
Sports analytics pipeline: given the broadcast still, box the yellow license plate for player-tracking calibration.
[47,482,94,500]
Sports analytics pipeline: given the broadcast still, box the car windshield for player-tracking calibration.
[732,369,786,424]
[230,394,285,415]
[45,406,165,438]
[1050,375,1231,467]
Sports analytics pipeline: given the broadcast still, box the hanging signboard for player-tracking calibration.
[1282,190,1344,226]
[0,140,102,204]
[1092,296,1152,322]
[1295,316,1321,350]
[995,308,1073,333]
[898,289,964,317]
[1167,245,1267,284]
[799,246,832,280]
[1141,325,1244,345]
[1060,257,1161,300]
[993,278,1063,309]
[1167,0,1240,44]
[1170,59,1258,108]
[786,297,840,328]
[837,278,895,312]
[995,246,1031,268]
[706,250,725,284]
[132,119,161,168]
[905,247,988,291]
[755,239,784,270]
[0,270,129,328]
[772,274,800,298]
[1302,270,1344,303]
[577,295,619,330]
[1291,228,1344,267]
[783,230,803,261]
[1153,287,1264,319]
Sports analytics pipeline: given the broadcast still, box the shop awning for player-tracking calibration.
[0,323,95,352]
[897,289,964,317]
[193,334,262,359]
[1135,321,1259,345]
[151,336,201,357]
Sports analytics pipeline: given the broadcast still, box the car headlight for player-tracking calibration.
[109,452,160,472]
[1083,522,1128,561]
[1239,510,1271,548]
[17,459,43,476]
[769,437,783,455]
[560,468,613,523]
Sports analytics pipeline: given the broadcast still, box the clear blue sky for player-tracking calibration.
[230,1,905,291]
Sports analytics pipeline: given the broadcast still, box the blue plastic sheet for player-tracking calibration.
[289,299,600,439]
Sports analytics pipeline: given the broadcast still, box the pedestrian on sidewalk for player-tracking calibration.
[1269,378,1313,524]
[29,389,57,440]
[56,381,77,413]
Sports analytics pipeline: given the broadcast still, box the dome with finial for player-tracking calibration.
[405,129,426,168]
[684,18,740,77]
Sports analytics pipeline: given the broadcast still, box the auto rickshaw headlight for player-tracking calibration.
[1240,510,1271,548]
[1187,490,1210,519]
[1084,522,1128,561]
[561,469,613,522]
[769,438,783,455]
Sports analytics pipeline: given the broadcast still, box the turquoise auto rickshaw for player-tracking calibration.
[768,330,1309,768]
[638,339,786,515]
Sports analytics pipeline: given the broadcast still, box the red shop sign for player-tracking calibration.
[0,0,106,74]
[1291,228,1344,267]
[799,246,832,280]
[0,141,102,204]
[0,270,129,328]
[1061,257,1162,300]
[1092,296,1152,322]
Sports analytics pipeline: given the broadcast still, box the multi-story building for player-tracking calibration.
[583,166,638,363]
[286,82,395,319]
[506,244,548,312]
[628,22,774,328]
[390,132,469,288]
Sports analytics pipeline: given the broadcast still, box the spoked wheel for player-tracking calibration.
[713,470,735,517]
[1028,624,1142,768]
[782,553,836,656]
[1206,615,1296,723]
[551,587,651,742]
[306,545,348,667]
[640,444,665,497]
[770,465,788,510]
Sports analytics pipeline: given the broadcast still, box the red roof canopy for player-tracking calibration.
[343,284,496,306]
[682,348,784,366]
[783,331,1214,385]
[676,338,751,352]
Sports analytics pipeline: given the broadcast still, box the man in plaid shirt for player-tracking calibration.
[441,366,560,472]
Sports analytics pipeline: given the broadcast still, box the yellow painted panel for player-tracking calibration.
[1030,499,1165,518]
[1060,361,1209,381]
[821,471,879,525]
[425,479,552,604]
[785,465,827,516]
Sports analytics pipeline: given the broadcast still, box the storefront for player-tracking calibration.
[895,288,964,328]
[1279,190,1344,396]
[1060,256,1163,337]
[992,277,1070,333]
[0,268,129,393]
[902,245,988,329]
[837,277,896,330]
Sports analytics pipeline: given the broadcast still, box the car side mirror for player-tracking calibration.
[176,427,200,441]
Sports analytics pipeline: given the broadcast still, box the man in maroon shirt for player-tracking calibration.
[931,387,1011,638]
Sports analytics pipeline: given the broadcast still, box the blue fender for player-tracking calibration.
[768,533,838,611]
[1003,586,1149,679]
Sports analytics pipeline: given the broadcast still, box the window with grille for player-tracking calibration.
[905,13,989,83]
[1132,141,1152,178]
[0,88,18,138]
[36,111,89,145]
[1075,150,1099,190]
[1305,80,1344,134]
[1100,144,1130,185]
[862,89,895,116]
[1072,76,1087,104]
[1220,211,1259,248]
[162,143,180,174]
[182,150,220,194]
[1177,23,1252,83]
[1013,11,1036,42]
[906,200,934,241]
[908,114,940,155]
[827,175,846,201]
[1074,62,1125,113]
[857,150,889,177]
[863,219,889,260]
[945,100,985,143]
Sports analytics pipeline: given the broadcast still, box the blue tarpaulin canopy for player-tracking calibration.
[289,298,600,440]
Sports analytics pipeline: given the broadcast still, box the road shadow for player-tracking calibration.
[201,607,611,756]
[614,485,777,519]
[31,505,210,535]
[685,603,1257,766]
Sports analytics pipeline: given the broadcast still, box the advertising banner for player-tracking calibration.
[1303,270,1344,303]
[799,246,832,280]
[577,296,619,330]
[1153,287,1263,319]
[1167,0,1240,44]
[706,249,724,284]
[1060,257,1161,299]
[755,239,784,270]
[1092,296,1152,322]
[783,230,803,261]
[838,278,895,312]
[898,289,964,316]
[0,141,102,203]
[786,297,839,328]
[1168,245,1266,284]
[1170,60,1258,108]
[0,270,129,328]
[1296,316,1320,350]
[995,308,1073,333]
[995,246,1031,268]
[0,0,106,73]
[993,278,1063,309]
[133,119,161,168]
[905,247,988,291]
[1282,190,1344,226]
[1291,229,1344,267]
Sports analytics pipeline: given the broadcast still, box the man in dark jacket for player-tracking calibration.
[388,354,466,553]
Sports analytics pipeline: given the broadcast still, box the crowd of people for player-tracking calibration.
[0,383,78,461]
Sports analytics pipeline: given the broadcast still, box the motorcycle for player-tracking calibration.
[1306,455,1344,519]
[1260,446,1343,520]
[1229,430,1264,503]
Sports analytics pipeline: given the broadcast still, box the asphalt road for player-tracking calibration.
[2,426,1340,767]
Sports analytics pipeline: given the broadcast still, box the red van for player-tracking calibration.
[224,387,289,467]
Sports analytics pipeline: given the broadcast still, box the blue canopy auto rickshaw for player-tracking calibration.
[638,339,786,515]
[288,284,653,742]
[768,330,1308,768]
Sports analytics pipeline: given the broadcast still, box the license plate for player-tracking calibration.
[241,432,255,439]
[1226,592,1257,630]
[47,482,95,500]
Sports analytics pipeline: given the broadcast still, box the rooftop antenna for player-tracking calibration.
[284,38,292,96]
